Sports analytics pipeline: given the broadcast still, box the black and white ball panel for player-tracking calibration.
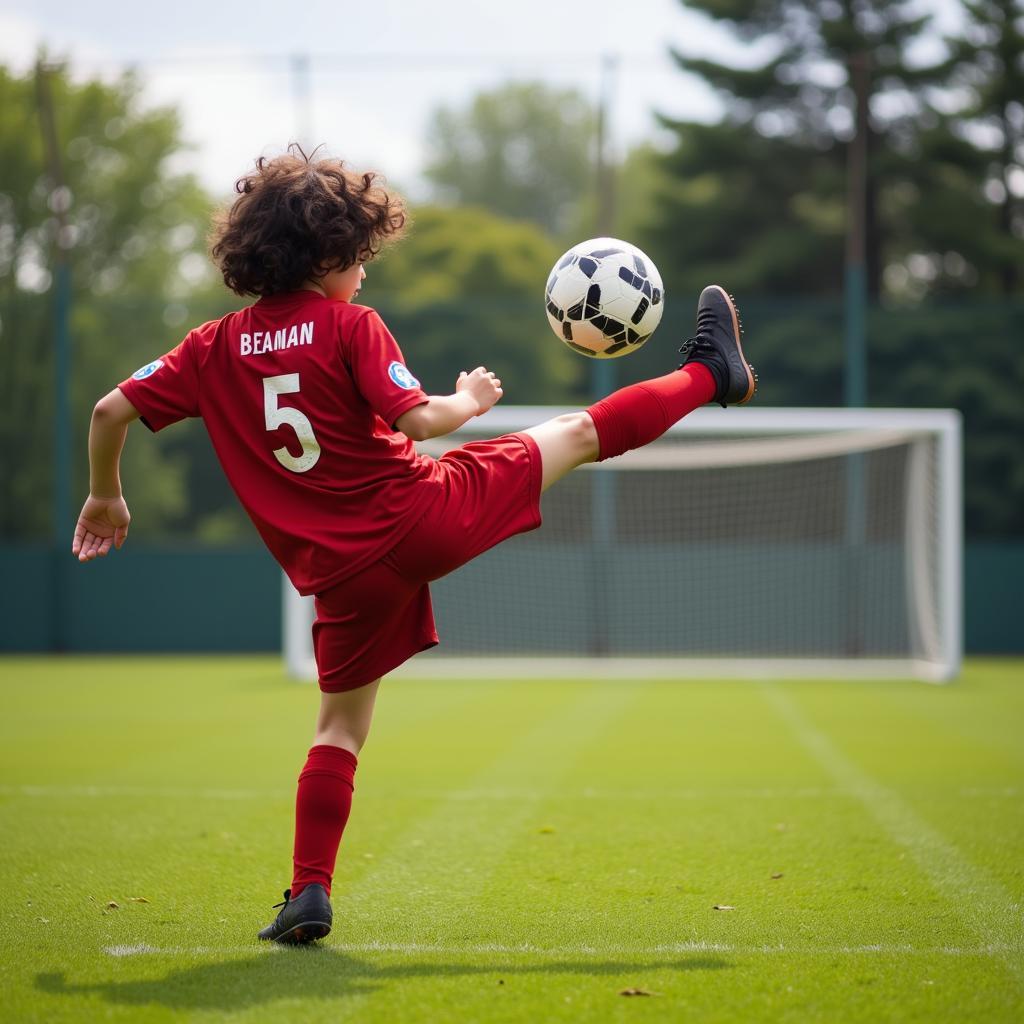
[544,237,664,358]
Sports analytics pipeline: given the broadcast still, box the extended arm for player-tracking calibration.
[72,388,140,562]
[395,366,503,442]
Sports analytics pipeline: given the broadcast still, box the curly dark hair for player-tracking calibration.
[209,145,407,297]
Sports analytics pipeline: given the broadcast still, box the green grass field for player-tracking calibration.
[0,657,1021,1023]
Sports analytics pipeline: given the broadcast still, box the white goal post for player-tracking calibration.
[284,406,962,683]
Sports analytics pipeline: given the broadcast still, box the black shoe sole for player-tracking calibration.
[708,285,757,405]
[260,920,332,945]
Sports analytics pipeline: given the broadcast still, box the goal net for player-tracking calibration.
[284,407,961,683]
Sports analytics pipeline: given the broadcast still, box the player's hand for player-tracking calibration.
[456,366,503,415]
[72,494,131,562]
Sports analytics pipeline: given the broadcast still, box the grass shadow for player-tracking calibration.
[36,948,730,1011]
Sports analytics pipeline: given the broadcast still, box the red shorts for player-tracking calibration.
[312,432,543,692]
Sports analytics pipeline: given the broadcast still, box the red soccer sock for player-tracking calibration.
[290,744,358,899]
[586,363,716,461]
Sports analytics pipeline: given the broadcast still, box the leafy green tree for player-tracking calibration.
[423,82,597,236]
[365,205,584,403]
[0,61,241,541]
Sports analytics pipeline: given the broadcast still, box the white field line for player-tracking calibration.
[0,783,294,801]
[2,783,1017,802]
[101,940,1015,959]
[0,783,842,802]
[760,685,1024,979]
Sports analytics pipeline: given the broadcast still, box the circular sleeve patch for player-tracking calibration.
[132,359,165,380]
[388,361,421,390]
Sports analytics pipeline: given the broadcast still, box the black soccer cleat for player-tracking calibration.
[257,884,332,945]
[678,285,757,407]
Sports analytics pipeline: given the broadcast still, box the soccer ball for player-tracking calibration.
[544,237,664,358]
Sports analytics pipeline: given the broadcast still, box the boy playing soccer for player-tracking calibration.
[73,146,756,945]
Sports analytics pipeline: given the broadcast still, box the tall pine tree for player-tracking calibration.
[638,2,1023,537]
[940,0,1024,294]
[649,0,950,299]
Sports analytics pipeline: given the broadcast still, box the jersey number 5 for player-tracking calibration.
[263,374,321,473]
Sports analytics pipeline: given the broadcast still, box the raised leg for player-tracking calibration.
[524,286,756,494]
[524,363,717,493]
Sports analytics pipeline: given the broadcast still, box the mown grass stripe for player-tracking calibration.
[761,683,1024,981]
[343,681,641,938]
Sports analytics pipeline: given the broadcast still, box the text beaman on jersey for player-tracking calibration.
[240,321,315,356]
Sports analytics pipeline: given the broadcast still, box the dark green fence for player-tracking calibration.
[1,546,281,653]
[2,543,1021,655]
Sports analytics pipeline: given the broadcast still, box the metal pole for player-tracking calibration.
[843,50,870,655]
[290,53,313,149]
[589,53,619,655]
[844,51,869,409]
[591,51,618,402]
[36,60,73,652]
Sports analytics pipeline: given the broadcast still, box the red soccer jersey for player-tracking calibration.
[119,291,441,595]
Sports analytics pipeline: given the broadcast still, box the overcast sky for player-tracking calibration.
[2,0,963,200]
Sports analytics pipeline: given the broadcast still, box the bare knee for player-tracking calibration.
[526,411,600,492]
[552,411,599,463]
[314,679,380,754]
[313,721,368,754]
